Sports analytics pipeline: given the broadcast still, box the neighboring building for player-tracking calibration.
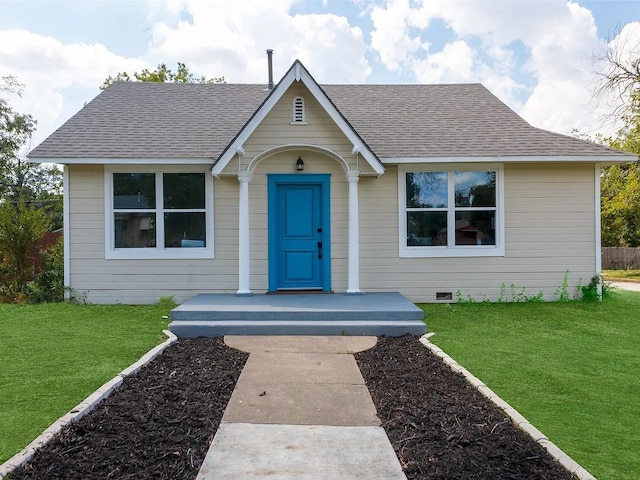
[29,60,635,304]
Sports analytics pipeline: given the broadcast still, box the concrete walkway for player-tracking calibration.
[610,280,640,292]
[196,336,406,479]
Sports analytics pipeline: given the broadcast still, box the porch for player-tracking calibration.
[169,292,427,337]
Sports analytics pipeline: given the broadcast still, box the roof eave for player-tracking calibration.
[27,156,215,165]
[383,154,638,164]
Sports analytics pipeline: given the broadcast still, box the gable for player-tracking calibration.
[212,61,385,176]
[218,81,380,176]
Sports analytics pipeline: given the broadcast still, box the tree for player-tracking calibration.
[597,91,640,246]
[0,199,51,302]
[0,76,63,228]
[1,76,36,199]
[601,162,640,247]
[0,76,63,302]
[101,62,224,90]
[593,30,640,119]
[589,32,640,246]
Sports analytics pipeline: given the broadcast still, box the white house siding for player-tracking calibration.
[67,160,597,304]
[232,82,376,175]
[67,164,241,304]
[359,162,597,302]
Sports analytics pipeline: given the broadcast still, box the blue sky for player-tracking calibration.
[1,0,639,148]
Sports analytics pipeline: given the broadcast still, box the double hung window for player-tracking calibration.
[399,166,504,257]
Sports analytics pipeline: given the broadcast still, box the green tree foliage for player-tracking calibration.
[0,76,62,302]
[600,90,640,247]
[607,90,640,155]
[0,76,62,227]
[590,34,640,246]
[1,76,36,199]
[0,199,50,302]
[101,62,224,90]
[601,163,640,246]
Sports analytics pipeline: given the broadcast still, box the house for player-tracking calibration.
[29,60,634,305]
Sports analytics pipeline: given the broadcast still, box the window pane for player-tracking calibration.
[163,173,205,209]
[114,213,156,248]
[165,212,206,248]
[406,172,448,208]
[455,171,496,207]
[113,173,156,209]
[407,211,447,246]
[455,211,496,246]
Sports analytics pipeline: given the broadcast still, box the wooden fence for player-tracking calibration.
[602,247,640,270]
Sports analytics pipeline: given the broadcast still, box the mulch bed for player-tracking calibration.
[355,336,575,479]
[11,338,248,480]
[10,335,576,479]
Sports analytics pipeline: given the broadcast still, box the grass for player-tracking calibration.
[422,290,640,480]
[0,301,172,464]
[603,269,640,281]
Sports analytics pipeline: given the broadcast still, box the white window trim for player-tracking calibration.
[398,164,505,258]
[104,165,214,260]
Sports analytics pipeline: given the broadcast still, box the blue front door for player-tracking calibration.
[268,175,330,291]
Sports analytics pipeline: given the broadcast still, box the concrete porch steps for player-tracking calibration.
[169,292,427,337]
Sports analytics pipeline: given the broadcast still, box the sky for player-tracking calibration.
[1,0,639,150]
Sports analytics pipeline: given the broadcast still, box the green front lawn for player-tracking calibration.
[603,269,640,282]
[0,302,171,464]
[423,291,640,480]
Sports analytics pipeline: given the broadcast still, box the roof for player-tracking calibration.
[29,76,633,162]
[30,82,269,160]
[322,84,631,159]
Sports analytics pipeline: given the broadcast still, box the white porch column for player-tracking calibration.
[346,170,361,294]
[237,170,253,295]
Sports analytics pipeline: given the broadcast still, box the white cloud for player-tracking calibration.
[367,0,619,135]
[413,40,475,84]
[2,0,636,147]
[370,0,426,72]
[0,29,148,145]
[519,2,609,135]
[1,0,371,147]
[147,0,371,83]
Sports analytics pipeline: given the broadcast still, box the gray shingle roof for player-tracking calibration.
[29,81,631,161]
[30,82,270,159]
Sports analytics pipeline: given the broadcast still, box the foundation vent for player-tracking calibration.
[436,292,453,301]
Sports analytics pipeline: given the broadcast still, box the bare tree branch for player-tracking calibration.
[592,26,640,118]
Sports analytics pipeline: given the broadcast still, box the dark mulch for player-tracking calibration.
[11,335,577,480]
[355,336,575,480]
[11,338,248,480]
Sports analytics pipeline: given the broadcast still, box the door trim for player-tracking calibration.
[268,174,331,292]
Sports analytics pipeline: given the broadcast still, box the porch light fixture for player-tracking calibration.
[296,156,304,171]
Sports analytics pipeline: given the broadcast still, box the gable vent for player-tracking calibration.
[292,96,306,124]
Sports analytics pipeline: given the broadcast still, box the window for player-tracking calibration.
[291,96,306,124]
[106,167,213,259]
[399,166,504,257]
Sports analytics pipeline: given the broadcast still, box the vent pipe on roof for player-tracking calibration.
[266,49,274,90]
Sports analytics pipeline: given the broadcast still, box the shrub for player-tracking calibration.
[0,200,50,302]
[27,237,64,303]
